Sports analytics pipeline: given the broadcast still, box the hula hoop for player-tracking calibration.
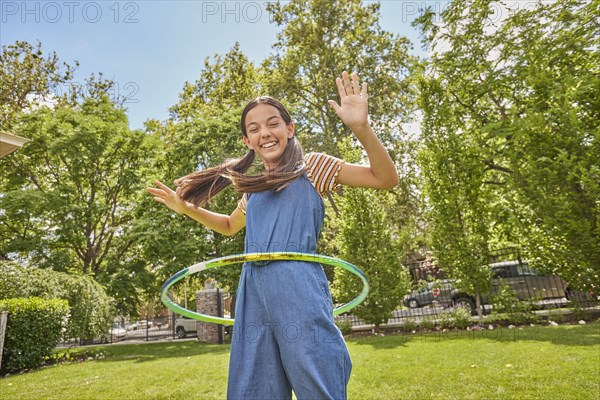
[161,252,369,325]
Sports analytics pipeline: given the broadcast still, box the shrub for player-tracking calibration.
[402,318,418,332]
[420,318,435,331]
[452,307,472,329]
[438,312,456,329]
[335,319,353,336]
[0,261,114,340]
[0,297,69,374]
[491,280,539,325]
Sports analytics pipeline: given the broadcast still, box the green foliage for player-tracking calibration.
[451,307,472,329]
[491,280,539,325]
[332,185,411,328]
[0,297,69,374]
[401,318,418,332]
[419,318,435,331]
[414,0,598,296]
[0,95,156,315]
[264,0,415,158]
[0,40,76,130]
[0,261,114,340]
[334,319,353,336]
[437,312,456,330]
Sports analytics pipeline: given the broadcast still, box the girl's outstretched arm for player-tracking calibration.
[146,180,246,236]
[328,71,399,189]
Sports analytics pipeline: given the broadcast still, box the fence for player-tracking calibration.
[60,290,235,347]
[61,271,598,346]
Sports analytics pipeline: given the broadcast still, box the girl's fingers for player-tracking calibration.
[362,82,368,100]
[335,77,346,98]
[342,71,353,94]
[351,72,360,95]
[154,180,171,191]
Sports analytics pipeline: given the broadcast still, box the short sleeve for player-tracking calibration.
[237,193,248,214]
[305,152,346,196]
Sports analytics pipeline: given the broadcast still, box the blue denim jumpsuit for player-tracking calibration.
[227,173,352,400]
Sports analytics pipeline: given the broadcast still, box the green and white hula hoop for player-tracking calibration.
[161,252,369,325]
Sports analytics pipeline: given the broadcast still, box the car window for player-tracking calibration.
[517,264,537,276]
[492,266,512,278]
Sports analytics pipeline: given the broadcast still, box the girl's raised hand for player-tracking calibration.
[328,71,369,132]
[146,180,189,214]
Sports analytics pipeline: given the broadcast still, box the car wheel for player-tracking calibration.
[176,326,186,339]
[453,297,476,314]
[407,298,419,309]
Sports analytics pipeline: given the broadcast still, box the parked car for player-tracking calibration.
[175,317,197,338]
[403,280,456,308]
[109,324,127,339]
[127,320,153,331]
[404,261,574,313]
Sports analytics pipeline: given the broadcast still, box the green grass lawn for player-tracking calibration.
[1,323,598,400]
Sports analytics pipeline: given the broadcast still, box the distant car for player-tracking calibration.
[109,324,127,339]
[404,261,574,313]
[403,280,456,309]
[127,320,153,331]
[175,317,197,338]
[488,261,569,301]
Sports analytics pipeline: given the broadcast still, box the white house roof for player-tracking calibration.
[0,132,30,158]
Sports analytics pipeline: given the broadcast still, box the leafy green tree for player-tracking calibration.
[135,108,249,295]
[0,96,156,315]
[169,42,261,121]
[0,40,77,130]
[331,141,411,329]
[1,40,128,131]
[414,0,599,295]
[417,77,494,317]
[264,0,415,158]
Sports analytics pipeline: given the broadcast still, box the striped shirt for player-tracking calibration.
[237,152,345,214]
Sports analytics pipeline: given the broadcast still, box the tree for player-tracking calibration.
[0,96,156,315]
[0,40,128,131]
[331,141,411,330]
[134,108,249,295]
[263,0,415,159]
[414,0,599,294]
[0,260,114,341]
[168,42,261,121]
[0,40,77,130]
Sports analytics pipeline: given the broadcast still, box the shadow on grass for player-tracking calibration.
[346,322,600,349]
[63,340,231,364]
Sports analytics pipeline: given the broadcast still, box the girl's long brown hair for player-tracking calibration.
[174,96,305,206]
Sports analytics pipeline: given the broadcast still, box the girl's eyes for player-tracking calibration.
[249,122,279,133]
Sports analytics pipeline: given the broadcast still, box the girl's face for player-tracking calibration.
[243,103,295,169]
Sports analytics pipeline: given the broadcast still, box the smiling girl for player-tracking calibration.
[147,71,398,400]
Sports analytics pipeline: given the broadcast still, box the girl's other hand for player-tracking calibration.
[328,71,369,132]
[146,180,189,214]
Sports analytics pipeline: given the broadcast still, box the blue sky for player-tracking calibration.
[1,0,436,130]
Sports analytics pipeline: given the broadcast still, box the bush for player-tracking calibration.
[438,312,456,329]
[0,297,69,374]
[335,319,353,336]
[402,319,418,332]
[491,280,539,325]
[420,318,435,331]
[0,261,114,340]
[452,307,472,329]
